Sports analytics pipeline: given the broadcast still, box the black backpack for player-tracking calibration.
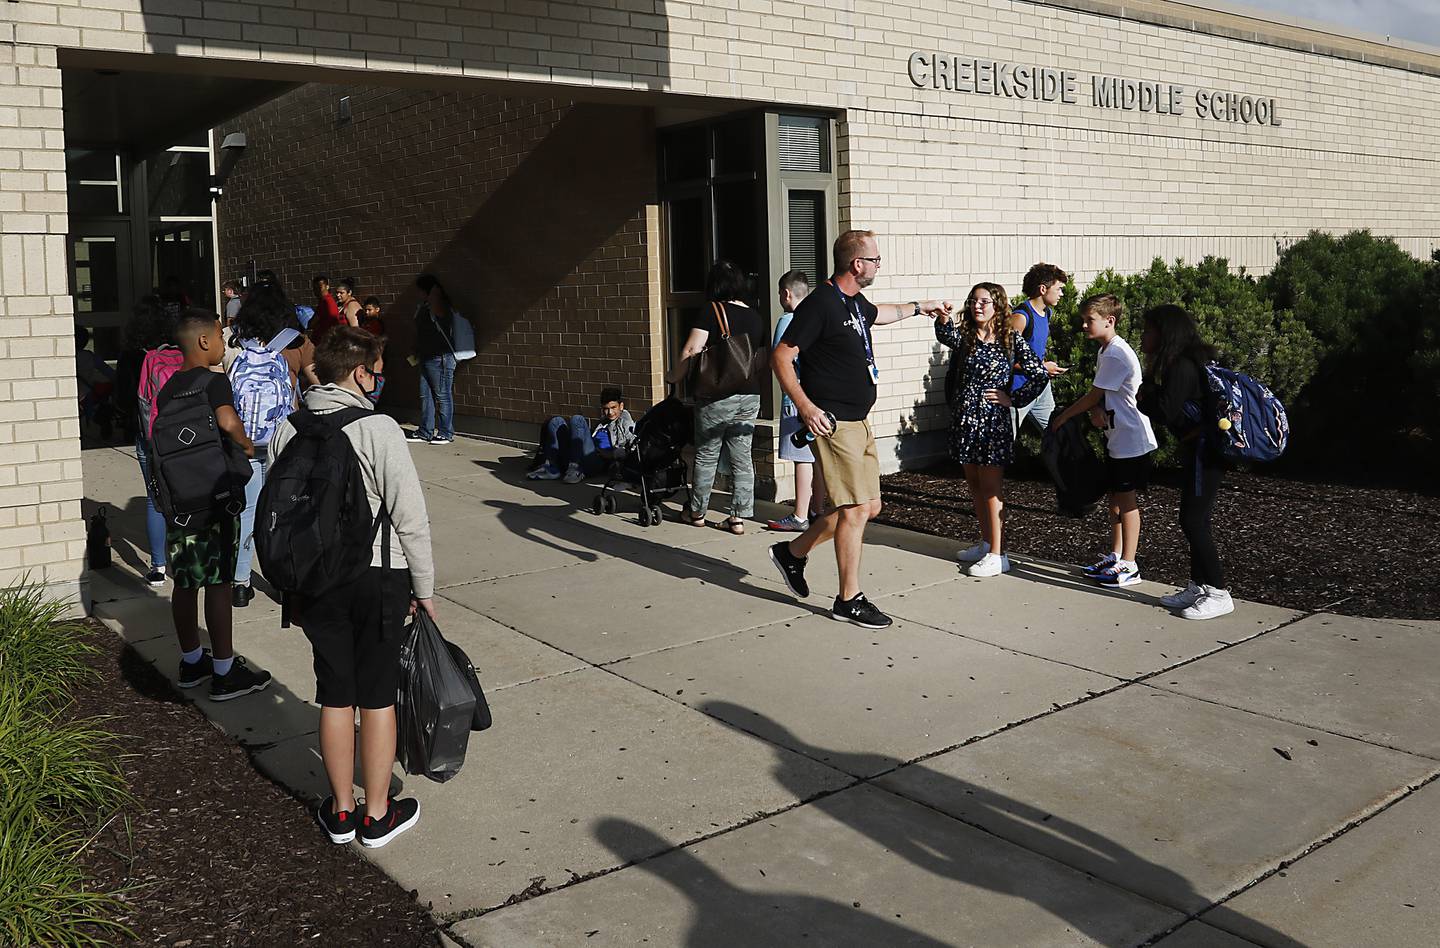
[256,407,384,596]
[148,381,251,528]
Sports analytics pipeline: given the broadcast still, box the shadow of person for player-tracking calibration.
[592,818,951,947]
[479,498,827,616]
[697,701,1303,948]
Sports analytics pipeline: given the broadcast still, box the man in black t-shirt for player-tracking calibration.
[768,230,951,630]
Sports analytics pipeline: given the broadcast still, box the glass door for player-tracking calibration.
[69,223,134,357]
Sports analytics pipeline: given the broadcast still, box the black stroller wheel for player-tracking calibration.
[649,505,663,525]
[637,506,652,527]
[591,495,604,515]
[603,495,617,514]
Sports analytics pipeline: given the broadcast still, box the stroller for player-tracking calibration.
[592,395,693,527]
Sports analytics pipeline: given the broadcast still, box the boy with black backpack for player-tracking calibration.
[266,327,434,848]
[150,309,273,701]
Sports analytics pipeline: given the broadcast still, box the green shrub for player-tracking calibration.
[1262,230,1432,444]
[0,581,130,947]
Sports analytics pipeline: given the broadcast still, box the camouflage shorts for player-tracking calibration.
[165,516,238,590]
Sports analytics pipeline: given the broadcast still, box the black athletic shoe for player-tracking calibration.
[232,583,253,608]
[359,797,420,849]
[316,796,357,844]
[832,592,892,630]
[177,650,213,689]
[145,567,166,587]
[768,542,810,599]
[209,657,272,702]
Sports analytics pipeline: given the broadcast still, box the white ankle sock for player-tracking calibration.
[213,655,235,676]
[181,646,205,665]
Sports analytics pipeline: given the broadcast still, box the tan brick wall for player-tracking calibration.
[4,0,1440,572]
[216,86,660,436]
[0,39,85,606]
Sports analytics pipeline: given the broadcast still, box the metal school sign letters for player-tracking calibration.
[907,52,1281,126]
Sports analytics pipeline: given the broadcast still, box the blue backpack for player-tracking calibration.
[1200,363,1289,462]
[229,329,298,446]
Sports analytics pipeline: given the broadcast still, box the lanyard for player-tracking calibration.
[829,281,876,370]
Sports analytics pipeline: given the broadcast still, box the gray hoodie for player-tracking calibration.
[268,384,436,599]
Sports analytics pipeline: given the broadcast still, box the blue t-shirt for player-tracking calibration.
[1010,300,1051,392]
[773,311,798,413]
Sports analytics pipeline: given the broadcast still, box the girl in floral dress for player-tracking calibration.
[935,282,1049,577]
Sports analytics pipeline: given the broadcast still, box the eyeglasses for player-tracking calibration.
[858,256,882,265]
[971,298,995,308]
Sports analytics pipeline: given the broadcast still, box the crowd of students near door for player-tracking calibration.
[99,269,472,849]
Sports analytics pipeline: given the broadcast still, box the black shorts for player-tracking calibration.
[296,568,412,710]
[1105,453,1152,494]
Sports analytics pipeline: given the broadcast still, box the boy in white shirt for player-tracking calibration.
[1049,294,1157,587]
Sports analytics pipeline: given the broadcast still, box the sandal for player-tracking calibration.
[681,511,707,527]
[724,518,745,535]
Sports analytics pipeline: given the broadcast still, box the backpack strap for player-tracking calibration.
[266,328,300,351]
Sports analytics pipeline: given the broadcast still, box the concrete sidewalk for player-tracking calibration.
[83,439,1440,947]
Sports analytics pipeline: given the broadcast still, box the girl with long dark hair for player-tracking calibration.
[1138,304,1234,619]
[936,282,1048,577]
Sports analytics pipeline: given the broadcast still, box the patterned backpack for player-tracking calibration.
[1201,363,1290,463]
[228,329,298,446]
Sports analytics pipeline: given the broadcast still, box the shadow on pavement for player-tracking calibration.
[593,817,951,947]
[696,701,1303,948]
[481,497,826,616]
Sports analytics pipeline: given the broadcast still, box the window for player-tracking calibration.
[65,149,125,217]
[778,115,830,173]
[786,190,826,286]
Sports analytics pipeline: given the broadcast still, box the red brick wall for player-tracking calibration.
[216,84,660,433]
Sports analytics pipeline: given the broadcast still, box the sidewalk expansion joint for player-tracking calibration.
[1134,680,1440,762]
[1135,767,1440,947]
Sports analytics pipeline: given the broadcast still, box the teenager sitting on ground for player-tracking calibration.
[529,387,637,483]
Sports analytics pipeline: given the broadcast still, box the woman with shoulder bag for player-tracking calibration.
[666,261,768,534]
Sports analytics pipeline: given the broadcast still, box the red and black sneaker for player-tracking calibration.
[359,797,420,849]
[316,796,357,844]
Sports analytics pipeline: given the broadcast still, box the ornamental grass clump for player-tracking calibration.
[0,581,131,946]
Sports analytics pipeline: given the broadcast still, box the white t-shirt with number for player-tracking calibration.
[1094,336,1158,459]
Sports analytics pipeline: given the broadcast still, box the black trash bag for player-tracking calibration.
[397,611,477,783]
[445,640,493,732]
[1041,416,1107,518]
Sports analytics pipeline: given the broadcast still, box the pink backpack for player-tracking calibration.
[136,345,185,442]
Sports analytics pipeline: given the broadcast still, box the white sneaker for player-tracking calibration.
[561,463,584,484]
[967,552,1007,578]
[429,436,453,445]
[956,541,991,563]
[1181,587,1235,620]
[1161,582,1205,610]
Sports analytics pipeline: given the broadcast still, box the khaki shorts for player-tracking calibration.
[812,419,881,507]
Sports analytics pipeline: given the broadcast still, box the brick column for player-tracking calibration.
[0,40,88,612]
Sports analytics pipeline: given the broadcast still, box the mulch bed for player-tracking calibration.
[878,460,1439,621]
[69,621,441,946]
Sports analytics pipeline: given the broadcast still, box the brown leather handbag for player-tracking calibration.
[690,302,766,401]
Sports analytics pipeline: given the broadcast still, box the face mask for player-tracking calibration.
[359,368,385,403]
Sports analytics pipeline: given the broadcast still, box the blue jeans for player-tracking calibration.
[234,455,268,584]
[689,394,761,518]
[542,414,605,475]
[134,436,167,570]
[418,353,456,440]
[1014,380,1056,437]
